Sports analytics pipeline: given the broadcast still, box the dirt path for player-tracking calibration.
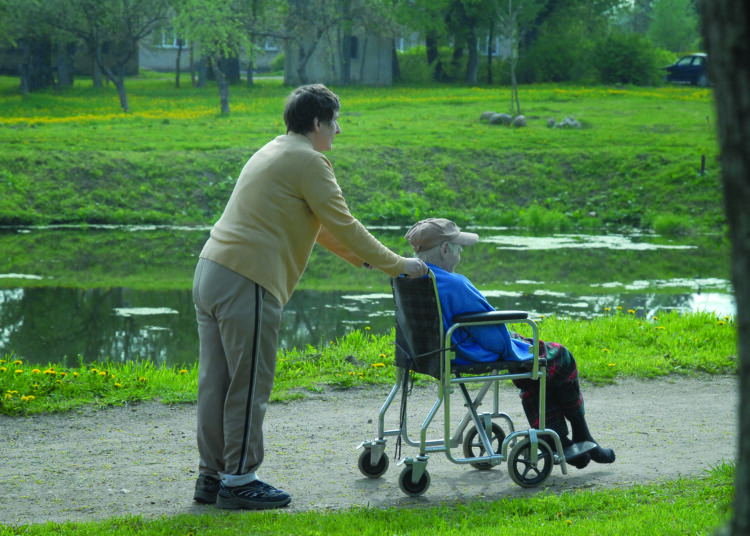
[0,376,737,526]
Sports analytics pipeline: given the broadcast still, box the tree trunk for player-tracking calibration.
[18,37,54,93]
[190,44,196,87]
[175,40,183,89]
[391,41,401,82]
[465,33,478,85]
[700,2,750,534]
[212,57,231,115]
[56,41,75,89]
[487,21,494,85]
[425,30,443,82]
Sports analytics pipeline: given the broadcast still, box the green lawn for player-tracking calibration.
[0,77,722,232]
[0,76,734,535]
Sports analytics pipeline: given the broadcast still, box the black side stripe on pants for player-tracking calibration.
[237,283,263,474]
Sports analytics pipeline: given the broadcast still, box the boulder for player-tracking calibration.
[479,111,496,121]
[489,113,513,125]
[511,115,527,127]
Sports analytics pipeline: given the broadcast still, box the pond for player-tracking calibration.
[0,226,734,366]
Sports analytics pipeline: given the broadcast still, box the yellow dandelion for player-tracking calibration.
[44,369,56,375]
[627,309,635,314]
[13,360,22,365]
[364,326,371,330]
[99,371,107,377]
[0,367,6,372]
[4,393,12,399]
[608,363,616,367]
[32,368,41,374]
[602,348,610,352]
[114,382,122,388]
[718,321,726,326]
[73,372,79,377]
[379,353,387,359]
[179,369,188,375]
[371,363,385,368]
[15,369,23,374]
[138,377,147,382]
[60,372,67,377]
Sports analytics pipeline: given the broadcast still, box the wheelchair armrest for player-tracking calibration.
[452,310,529,324]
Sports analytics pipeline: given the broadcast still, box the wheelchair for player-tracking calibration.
[357,270,576,496]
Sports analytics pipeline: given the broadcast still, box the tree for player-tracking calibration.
[700,3,750,535]
[494,0,544,114]
[176,0,247,114]
[46,0,170,112]
[648,0,699,52]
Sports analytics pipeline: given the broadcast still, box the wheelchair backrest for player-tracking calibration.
[391,273,445,379]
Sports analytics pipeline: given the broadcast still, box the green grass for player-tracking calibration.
[0,76,722,231]
[2,310,736,415]
[0,76,735,535]
[0,463,734,535]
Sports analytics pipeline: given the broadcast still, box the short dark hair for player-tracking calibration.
[283,84,340,134]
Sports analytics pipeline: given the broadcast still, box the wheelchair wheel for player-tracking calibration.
[357,448,389,479]
[507,437,554,488]
[398,466,431,497]
[462,423,506,470]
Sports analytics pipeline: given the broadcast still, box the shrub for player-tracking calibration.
[269,53,285,74]
[593,31,662,85]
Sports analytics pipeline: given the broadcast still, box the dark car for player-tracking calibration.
[664,53,710,86]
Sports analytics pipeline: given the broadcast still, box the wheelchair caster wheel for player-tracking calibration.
[508,437,554,488]
[358,447,389,478]
[463,423,506,470]
[398,466,431,497]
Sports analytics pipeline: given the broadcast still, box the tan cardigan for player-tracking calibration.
[200,134,406,305]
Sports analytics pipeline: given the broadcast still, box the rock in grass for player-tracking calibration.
[480,111,496,121]
[511,115,527,127]
[489,113,512,125]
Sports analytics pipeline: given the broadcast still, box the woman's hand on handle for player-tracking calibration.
[402,258,429,278]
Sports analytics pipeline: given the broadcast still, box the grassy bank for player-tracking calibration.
[1,310,735,416]
[0,77,721,232]
[0,463,734,535]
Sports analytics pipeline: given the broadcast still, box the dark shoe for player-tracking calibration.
[568,452,591,469]
[589,446,616,464]
[216,480,291,510]
[193,474,221,504]
[563,441,597,469]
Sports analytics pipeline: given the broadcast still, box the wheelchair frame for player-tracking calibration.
[357,271,569,496]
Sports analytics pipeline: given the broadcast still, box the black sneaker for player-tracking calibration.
[193,474,221,504]
[216,480,291,510]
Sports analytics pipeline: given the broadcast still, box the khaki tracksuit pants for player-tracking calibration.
[193,258,283,483]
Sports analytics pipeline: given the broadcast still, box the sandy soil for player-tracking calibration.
[0,375,737,527]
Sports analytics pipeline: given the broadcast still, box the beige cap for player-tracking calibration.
[404,218,479,252]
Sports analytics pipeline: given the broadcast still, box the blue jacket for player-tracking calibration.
[428,264,532,364]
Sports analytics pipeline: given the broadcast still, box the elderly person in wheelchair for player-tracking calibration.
[404,218,615,469]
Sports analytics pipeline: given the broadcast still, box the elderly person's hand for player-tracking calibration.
[402,258,429,278]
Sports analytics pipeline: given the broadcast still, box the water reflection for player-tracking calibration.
[0,285,735,367]
[0,225,734,366]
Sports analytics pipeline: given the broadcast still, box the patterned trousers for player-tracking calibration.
[511,338,585,431]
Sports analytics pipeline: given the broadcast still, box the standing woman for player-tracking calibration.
[191,84,427,510]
